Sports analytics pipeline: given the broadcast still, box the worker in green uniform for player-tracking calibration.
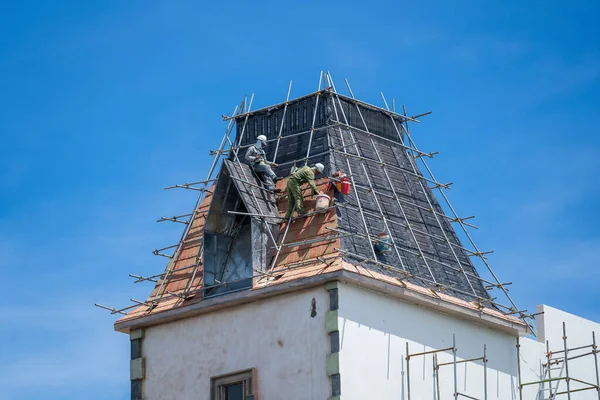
[285,163,325,219]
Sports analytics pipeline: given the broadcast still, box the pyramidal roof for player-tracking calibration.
[110,74,529,334]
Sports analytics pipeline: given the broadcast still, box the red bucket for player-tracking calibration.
[340,176,351,195]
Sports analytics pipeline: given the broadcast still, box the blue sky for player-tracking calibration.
[0,1,598,399]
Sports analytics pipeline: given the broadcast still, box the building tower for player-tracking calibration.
[98,73,600,400]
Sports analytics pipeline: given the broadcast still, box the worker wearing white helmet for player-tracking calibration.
[284,163,325,219]
[244,135,281,191]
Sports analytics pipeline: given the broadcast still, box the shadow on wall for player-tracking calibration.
[338,283,519,376]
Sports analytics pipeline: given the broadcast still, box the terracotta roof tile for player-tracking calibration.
[116,175,524,329]
[111,93,529,332]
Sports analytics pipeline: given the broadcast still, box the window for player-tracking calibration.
[211,369,256,400]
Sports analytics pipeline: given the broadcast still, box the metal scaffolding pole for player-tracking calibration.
[453,335,458,400]
[334,195,482,257]
[517,337,523,400]
[222,88,333,121]
[181,104,246,295]
[269,72,329,272]
[327,73,409,272]
[327,225,502,294]
[343,78,478,291]
[271,80,293,164]
[335,166,477,230]
[324,72,377,261]
[594,331,600,400]
[213,119,441,164]
[330,147,452,190]
[517,322,600,399]
[304,71,324,165]
[397,103,524,321]
[153,102,241,301]
[406,342,411,400]
[374,89,478,296]
[547,339,554,399]
[155,89,281,302]
[334,246,517,313]
[406,335,490,400]
[563,322,572,399]
[227,94,280,250]
[434,353,441,400]
[437,341,488,400]
[483,344,488,400]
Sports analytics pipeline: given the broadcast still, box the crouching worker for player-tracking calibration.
[245,135,281,191]
[285,163,325,219]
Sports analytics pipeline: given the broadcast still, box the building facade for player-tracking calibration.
[109,77,600,399]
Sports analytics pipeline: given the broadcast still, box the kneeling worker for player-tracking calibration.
[285,163,325,219]
[245,135,281,191]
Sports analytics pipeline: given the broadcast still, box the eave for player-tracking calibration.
[114,268,531,337]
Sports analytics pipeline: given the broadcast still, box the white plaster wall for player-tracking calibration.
[517,337,546,399]
[143,288,329,400]
[530,304,600,397]
[338,282,539,400]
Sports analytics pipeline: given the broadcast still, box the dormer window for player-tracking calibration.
[203,160,280,296]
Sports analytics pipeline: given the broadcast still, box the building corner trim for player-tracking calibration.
[130,328,145,400]
[325,282,341,398]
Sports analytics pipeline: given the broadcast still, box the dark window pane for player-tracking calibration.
[225,382,244,400]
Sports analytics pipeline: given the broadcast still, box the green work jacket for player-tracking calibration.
[290,166,319,195]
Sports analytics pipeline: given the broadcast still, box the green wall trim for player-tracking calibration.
[130,329,144,341]
[326,352,340,376]
[130,357,146,381]
[325,310,339,333]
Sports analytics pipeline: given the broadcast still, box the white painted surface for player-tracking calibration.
[336,282,600,400]
[526,304,600,397]
[141,281,599,400]
[143,288,329,400]
[517,337,546,399]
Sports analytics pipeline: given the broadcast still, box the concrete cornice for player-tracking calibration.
[114,269,530,336]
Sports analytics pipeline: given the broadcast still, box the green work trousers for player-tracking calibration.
[285,178,303,218]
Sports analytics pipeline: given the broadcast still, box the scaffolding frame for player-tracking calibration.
[406,335,489,400]
[96,72,533,329]
[391,99,525,328]
[516,322,600,399]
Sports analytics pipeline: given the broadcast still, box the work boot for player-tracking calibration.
[273,188,282,194]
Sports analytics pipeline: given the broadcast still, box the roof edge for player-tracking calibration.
[114,269,529,336]
[337,269,530,336]
[114,270,344,333]
[230,90,411,123]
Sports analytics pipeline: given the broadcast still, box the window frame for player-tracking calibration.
[210,368,256,400]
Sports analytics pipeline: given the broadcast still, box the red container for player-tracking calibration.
[340,176,351,195]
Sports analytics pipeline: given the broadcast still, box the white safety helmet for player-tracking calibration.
[314,163,325,173]
[256,135,267,145]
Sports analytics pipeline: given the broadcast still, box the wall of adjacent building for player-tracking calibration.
[142,287,330,400]
[524,304,600,398]
[336,282,599,400]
